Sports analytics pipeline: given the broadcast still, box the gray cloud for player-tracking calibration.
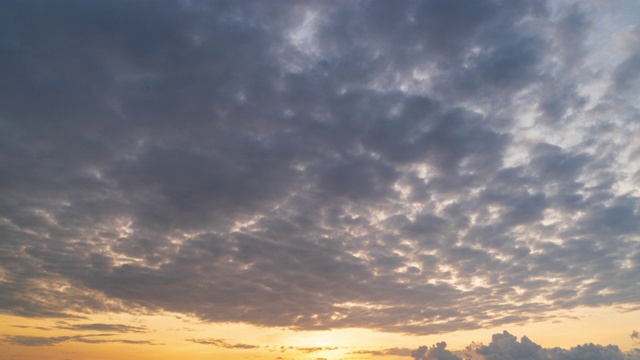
[350,347,413,357]
[10,325,51,331]
[408,331,640,360]
[2,334,159,347]
[475,331,545,360]
[412,342,461,360]
[186,338,259,350]
[0,0,638,336]
[295,346,339,353]
[3,336,75,347]
[472,331,634,360]
[187,339,341,353]
[55,322,147,333]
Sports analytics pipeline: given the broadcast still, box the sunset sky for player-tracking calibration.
[1,0,640,359]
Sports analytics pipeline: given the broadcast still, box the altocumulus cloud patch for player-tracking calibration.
[0,0,639,335]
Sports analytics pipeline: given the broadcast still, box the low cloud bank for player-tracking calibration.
[412,331,640,360]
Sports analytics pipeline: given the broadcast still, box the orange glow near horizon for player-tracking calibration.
[2,306,639,360]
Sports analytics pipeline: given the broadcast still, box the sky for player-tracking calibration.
[1,0,640,359]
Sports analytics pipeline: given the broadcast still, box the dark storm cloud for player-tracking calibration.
[1,0,639,335]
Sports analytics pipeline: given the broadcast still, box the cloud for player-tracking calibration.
[350,347,413,357]
[0,0,639,336]
[189,339,342,354]
[295,346,339,353]
[186,338,259,350]
[262,345,344,354]
[72,338,159,345]
[408,331,640,360]
[412,342,461,360]
[10,325,51,331]
[2,334,159,347]
[55,322,147,333]
[475,331,545,360]
[3,335,75,347]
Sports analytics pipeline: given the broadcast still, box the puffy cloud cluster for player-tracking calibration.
[475,331,546,360]
[413,342,461,360]
[474,331,635,360]
[0,0,639,334]
[412,331,639,360]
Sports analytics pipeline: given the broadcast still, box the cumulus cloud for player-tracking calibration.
[411,332,640,360]
[0,0,638,335]
[475,331,545,360]
[412,342,461,360]
[475,331,634,360]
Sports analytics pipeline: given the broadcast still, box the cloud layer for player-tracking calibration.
[0,0,639,334]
